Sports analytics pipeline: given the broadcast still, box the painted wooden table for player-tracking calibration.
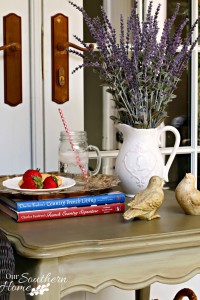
[0,190,200,300]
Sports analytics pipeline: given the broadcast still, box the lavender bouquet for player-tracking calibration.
[69,1,199,129]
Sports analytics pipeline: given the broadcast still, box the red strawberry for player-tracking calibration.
[20,176,43,189]
[23,168,42,181]
[43,176,58,189]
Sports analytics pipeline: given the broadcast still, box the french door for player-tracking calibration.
[0,0,84,175]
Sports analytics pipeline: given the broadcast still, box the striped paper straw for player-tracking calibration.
[58,108,89,182]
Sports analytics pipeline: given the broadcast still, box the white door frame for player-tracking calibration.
[29,0,44,170]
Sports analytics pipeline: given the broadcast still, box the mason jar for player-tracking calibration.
[58,131,101,184]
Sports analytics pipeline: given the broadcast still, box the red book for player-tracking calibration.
[0,202,125,222]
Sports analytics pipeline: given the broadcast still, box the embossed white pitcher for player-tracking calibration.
[115,124,180,197]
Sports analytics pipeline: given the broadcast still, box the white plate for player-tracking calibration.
[2,176,76,193]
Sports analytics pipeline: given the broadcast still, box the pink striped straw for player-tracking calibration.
[58,108,89,182]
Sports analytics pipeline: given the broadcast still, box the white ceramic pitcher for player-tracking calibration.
[115,124,180,197]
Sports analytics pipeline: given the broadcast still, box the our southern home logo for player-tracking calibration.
[0,272,67,296]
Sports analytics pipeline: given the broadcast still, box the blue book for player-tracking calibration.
[0,191,125,212]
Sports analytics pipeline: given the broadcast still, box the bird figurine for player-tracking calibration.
[175,173,200,215]
[123,176,164,221]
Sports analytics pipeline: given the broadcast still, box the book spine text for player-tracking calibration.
[17,203,125,222]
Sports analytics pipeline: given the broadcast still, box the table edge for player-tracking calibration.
[2,227,200,259]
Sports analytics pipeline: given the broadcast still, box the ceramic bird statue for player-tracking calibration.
[123,176,164,221]
[175,173,200,215]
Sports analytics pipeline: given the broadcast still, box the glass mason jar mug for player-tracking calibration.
[58,131,101,184]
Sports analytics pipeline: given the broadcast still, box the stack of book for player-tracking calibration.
[0,191,126,222]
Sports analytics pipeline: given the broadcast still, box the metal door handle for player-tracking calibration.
[3,13,22,106]
[51,13,93,104]
[57,41,94,52]
[0,42,20,51]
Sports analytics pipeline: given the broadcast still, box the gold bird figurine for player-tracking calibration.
[175,173,200,215]
[123,176,164,221]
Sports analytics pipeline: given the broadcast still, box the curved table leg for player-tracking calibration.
[136,287,150,300]
[14,252,61,300]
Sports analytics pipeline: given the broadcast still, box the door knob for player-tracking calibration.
[3,13,22,106]
[51,13,93,104]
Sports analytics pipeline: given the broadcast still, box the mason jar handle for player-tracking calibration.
[158,125,180,182]
[88,145,101,176]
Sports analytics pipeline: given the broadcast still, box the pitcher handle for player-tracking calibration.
[88,145,101,176]
[158,125,180,182]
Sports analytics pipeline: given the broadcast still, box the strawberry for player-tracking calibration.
[23,168,42,181]
[20,176,43,189]
[43,176,58,189]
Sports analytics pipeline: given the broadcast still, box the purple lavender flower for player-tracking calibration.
[69,1,199,128]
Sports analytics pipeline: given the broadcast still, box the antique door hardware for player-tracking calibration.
[2,13,22,106]
[51,13,93,104]
[56,41,94,52]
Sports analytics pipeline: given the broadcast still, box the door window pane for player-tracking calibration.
[198,154,200,189]
[167,0,190,38]
[84,0,103,149]
[166,0,191,147]
[168,154,191,189]
[199,0,200,44]
[166,70,191,147]
[198,54,200,145]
